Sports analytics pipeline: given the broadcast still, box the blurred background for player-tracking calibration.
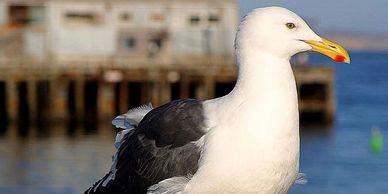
[0,0,387,193]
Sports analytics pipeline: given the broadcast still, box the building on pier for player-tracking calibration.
[0,0,237,64]
[0,0,335,126]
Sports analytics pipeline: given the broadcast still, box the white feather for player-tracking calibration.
[112,103,153,129]
[148,176,191,194]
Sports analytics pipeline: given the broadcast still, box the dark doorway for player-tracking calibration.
[9,6,28,25]
[189,82,199,99]
[84,80,98,132]
[128,82,142,108]
[17,81,29,136]
[36,80,50,125]
[67,81,76,120]
[215,81,235,98]
[0,82,7,133]
[67,80,77,135]
[171,82,180,100]
[299,83,327,101]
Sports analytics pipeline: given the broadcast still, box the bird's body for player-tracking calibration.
[186,55,299,193]
[86,6,349,194]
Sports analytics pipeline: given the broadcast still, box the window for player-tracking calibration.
[9,5,28,25]
[147,37,163,56]
[64,12,102,25]
[120,12,132,22]
[149,13,165,22]
[9,5,45,25]
[189,15,200,25]
[124,37,136,50]
[208,15,220,23]
[150,38,162,49]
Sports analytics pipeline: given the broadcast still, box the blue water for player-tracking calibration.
[0,51,388,193]
[290,51,388,194]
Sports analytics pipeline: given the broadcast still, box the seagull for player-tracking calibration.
[85,6,350,194]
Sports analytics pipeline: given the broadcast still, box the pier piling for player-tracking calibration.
[0,65,335,129]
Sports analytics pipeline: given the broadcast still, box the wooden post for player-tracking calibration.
[99,82,115,119]
[160,79,171,104]
[149,82,160,106]
[118,82,128,114]
[204,73,215,99]
[6,79,17,123]
[50,78,67,120]
[195,78,207,100]
[148,69,161,106]
[75,78,85,122]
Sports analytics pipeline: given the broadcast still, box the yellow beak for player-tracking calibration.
[304,38,350,64]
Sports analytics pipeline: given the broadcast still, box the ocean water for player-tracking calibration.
[1,51,388,194]
[290,51,388,194]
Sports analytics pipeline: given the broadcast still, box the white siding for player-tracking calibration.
[0,1,7,25]
[47,1,116,57]
[112,2,169,29]
[45,0,237,60]
[169,2,237,56]
[24,29,46,58]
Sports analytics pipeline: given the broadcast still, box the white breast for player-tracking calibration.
[186,104,299,193]
[185,57,300,193]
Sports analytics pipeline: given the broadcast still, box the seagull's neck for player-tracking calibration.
[206,49,299,135]
[230,51,297,110]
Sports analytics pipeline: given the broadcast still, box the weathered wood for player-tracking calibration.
[6,79,17,123]
[74,78,85,122]
[0,65,335,125]
[294,66,335,123]
[98,82,115,120]
[118,82,128,114]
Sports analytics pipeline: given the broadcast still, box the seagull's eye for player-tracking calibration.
[286,23,296,29]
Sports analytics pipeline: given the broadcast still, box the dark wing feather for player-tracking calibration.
[138,99,205,148]
[85,99,206,194]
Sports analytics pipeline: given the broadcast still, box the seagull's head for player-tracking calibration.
[236,7,350,64]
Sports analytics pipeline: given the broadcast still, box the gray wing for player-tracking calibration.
[85,99,206,194]
[138,98,206,148]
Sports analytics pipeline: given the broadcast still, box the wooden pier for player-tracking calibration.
[0,60,336,126]
[294,66,335,123]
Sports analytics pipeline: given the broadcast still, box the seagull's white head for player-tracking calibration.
[236,7,350,63]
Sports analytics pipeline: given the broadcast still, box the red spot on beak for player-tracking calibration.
[334,55,345,62]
